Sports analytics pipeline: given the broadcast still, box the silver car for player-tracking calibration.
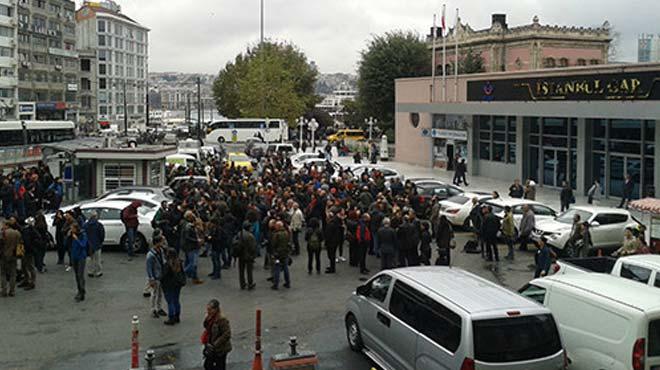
[345,267,567,370]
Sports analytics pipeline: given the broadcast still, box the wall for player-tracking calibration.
[541,46,603,65]
[394,111,432,166]
[476,160,517,180]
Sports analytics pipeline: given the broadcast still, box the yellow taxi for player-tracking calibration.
[327,129,366,143]
[225,152,254,171]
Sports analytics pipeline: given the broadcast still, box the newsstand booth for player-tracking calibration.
[629,198,660,253]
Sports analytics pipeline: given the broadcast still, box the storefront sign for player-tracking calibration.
[67,83,78,91]
[36,102,56,111]
[467,70,660,101]
[19,104,34,113]
[431,129,468,141]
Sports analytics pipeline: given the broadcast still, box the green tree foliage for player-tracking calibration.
[213,42,319,125]
[356,31,430,136]
[459,48,485,74]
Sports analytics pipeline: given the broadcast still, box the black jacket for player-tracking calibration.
[481,213,501,240]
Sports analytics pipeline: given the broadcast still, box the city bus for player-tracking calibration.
[205,118,288,144]
[0,121,76,147]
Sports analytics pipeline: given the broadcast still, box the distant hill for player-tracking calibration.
[315,73,357,95]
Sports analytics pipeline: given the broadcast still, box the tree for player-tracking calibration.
[357,31,430,137]
[459,49,485,74]
[213,41,319,125]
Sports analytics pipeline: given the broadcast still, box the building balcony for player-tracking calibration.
[0,14,13,27]
[0,76,18,87]
[30,62,51,71]
[0,56,15,68]
[48,47,78,58]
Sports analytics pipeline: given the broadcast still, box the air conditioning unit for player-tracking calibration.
[55,64,62,71]
[18,21,25,28]
[20,61,29,68]
[48,30,56,36]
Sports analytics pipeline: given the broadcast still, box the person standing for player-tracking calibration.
[289,202,304,256]
[456,159,468,186]
[20,217,38,291]
[355,213,372,274]
[235,222,256,290]
[419,222,432,265]
[534,237,552,278]
[1,218,21,297]
[452,154,462,186]
[121,201,141,260]
[162,248,186,325]
[146,236,167,319]
[502,206,516,260]
[508,179,524,198]
[524,180,536,200]
[435,216,454,266]
[270,221,291,290]
[482,206,501,262]
[560,181,574,212]
[324,212,342,274]
[70,224,88,302]
[519,204,536,251]
[587,180,602,205]
[376,218,396,270]
[202,299,232,370]
[305,217,323,274]
[84,211,105,278]
[181,211,203,285]
[53,210,67,265]
[33,212,49,273]
[619,174,634,209]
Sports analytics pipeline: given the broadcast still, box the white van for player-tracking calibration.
[345,267,567,370]
[520,273,660,370]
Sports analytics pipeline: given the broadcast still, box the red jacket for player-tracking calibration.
[122,201,141,228]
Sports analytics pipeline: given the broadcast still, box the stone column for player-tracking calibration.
[515,116,525,180]
[468,115,476,176]
[655,120,660,195]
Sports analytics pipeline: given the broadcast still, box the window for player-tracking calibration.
[64,24,75,36]
[532,205,556,217]
[18,33,29,44]
[33,0,45,8]
[115,51,123,64]
[589,59,600,65]
[519,284,546,304]
[98,35,105,46]
[559,58,569,67]
[544,58,556,68]
[0,4,12,17]
[361,274,392,303]
[0,88,12,98]
[99,64,106,75]
[103,164,135,191]
[81,59,91,72]
[114,23,122,36]
[97,20,106,33]
[620,264,652,284]
[47,2,60,13]
[150,161,162,186]
[577,58,586,66]
[100,208,121,220]
[0,26,12,38]
[65,92,76,102]
[594,213,629,225]
[389,280,462,352]
[479,115,516,164]
[656,275,660,288]
[0,46,12,57]
[115,38,123,49]
[473,315,562,363]
[99,78,106,89]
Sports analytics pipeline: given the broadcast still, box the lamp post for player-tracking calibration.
[197,77,202,141]
[296,116,307,153]
[123,80,128,135]
[309,118,318,152]
[365,117,377,160]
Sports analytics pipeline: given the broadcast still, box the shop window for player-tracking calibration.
[479,116,492,131]
[610,119,641,141]
[543,118,568,136]
[509,144,517,163]
[493,143,506,162]
[479,142,490,160]
[104,164,135,192]
[645,121,656,141]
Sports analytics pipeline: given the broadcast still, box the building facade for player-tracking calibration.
[429,14,611,75]
[78,48,96,132]
[639,34,660,63]
[15,0,78,121]
[395,63,660,201]
[0,0,17,120]
[76,0,148,129]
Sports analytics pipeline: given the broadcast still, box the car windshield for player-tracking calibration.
[484,203,505,215]
[473,314,562,363]
[556,209,593,224]
[446,195,470,205]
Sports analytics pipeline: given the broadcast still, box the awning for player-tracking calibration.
[629,198,660,214]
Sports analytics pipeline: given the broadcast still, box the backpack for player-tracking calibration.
[121,207,130,224]
[463,240,481,254]
[308,229,321,251]
[231,231,243,258]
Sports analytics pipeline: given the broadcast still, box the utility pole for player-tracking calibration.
[260,0,264,44]
[123,79,128,135]
[197,77,202,141]
[145,81,150,128]
[186,92,191,125]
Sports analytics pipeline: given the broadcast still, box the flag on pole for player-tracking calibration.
[454,8,459,101]
[441,4,447,102]
[431,14,437,102]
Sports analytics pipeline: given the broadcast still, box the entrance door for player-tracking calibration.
[609,155,641,198]
[543,149,568,188]
[447,144,455,171]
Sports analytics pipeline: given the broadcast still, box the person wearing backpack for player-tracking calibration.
[305,217,323,274]
[233,221,256,290]
[121,201,141,260]
[161,247,186,325]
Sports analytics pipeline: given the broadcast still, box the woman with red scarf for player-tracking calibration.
[201,299,232,370]
[356,213,372,275]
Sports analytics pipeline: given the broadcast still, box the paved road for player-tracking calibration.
[1,154,565,370]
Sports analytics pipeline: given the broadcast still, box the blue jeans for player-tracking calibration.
[210,250,222,278]
[272,260,290,288]
[184,250,199,280]
[2,201,12,218]
[125,227,137,257]
[163,287,181,320]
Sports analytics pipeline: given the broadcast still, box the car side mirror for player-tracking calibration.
[591,221,600,227]
[356,285,368,296]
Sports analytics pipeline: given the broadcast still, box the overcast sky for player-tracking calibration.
[77,0,660,75]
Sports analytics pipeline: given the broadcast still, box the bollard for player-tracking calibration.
[289,337,298,356]
[131,315,140,369]
[145,349,155,370]
[252,309,263,370]
[269,335,318,370]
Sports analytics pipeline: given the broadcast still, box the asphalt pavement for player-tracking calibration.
[0,155,592,370]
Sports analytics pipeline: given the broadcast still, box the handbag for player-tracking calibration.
[449,239,457,249]
[16,242,25,257]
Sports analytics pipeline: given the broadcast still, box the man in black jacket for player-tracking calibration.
[377,218,397,270]
[324,212,343,273]
[618,174,634,209]
[481,206,501,262]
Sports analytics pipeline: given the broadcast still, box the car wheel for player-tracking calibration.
[120,233,148,254]
[218,137,225,144]
[345,314,364,352]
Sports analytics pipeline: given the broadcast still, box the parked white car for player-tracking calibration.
[533,206,641,253]
[290,152,325,168]
[519,273,660,370]
[46,200,156,253]
[101,192,167,210]
[439,192,493,228]
[551,255,660,290]
[482,198,558,233]
[293,158,342,174]
[346,164,403,183]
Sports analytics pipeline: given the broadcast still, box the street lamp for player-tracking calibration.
[296,116,307,153]
[113,79,136,135]
[309,118,318,152]
[365,117,378,160]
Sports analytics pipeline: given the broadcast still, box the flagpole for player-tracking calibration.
[431,14,437,103]
[442,4,446,102]
[454,8,459,102]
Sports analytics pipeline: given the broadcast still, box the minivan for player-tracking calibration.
[345,267,567,370]
[520,273,660,370]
